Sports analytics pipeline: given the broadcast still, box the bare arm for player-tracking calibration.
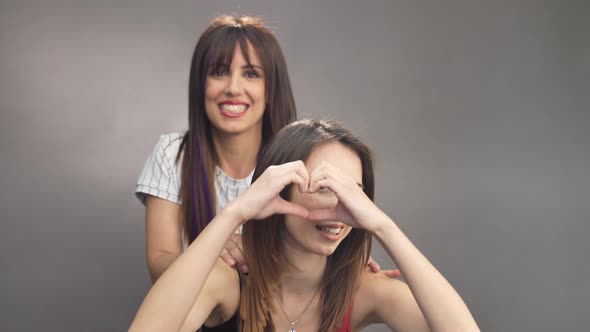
[145,196,183,283]
[353,272,429,331]
[131,204,243,331]
[373,222,479,331]
[130,161,310,331]
[308,161,479,332]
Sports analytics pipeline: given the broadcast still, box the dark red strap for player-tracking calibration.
[334,303,353,332]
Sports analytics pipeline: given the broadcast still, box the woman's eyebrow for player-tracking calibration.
[242,64,264,71]
[209,63,229,68]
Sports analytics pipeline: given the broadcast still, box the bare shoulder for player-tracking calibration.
[351,270,428,331]
[351,270,407,322]
[208,258,241,305]
[180,259,241,331]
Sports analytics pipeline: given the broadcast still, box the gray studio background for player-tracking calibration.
[1,0,588,331]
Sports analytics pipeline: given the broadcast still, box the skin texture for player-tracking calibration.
[282,143,360,257]
[145,42,267,282]
[131,142,479,332]
[145,196,183,283]
[204,41,266,138]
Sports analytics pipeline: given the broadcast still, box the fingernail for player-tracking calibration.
[241,265,249,273]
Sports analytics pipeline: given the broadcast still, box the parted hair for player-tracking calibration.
[178,15,297,243]
[241,119,374,332]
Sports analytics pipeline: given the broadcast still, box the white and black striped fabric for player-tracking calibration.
[136,133,184,205]
[135,133,254,214]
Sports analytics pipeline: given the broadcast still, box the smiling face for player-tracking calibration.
[204,41,266,137]
[283,142,363,257]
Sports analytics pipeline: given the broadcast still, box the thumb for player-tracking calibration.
[275,198,309,219]
[307,208,338,221]
[367,257,381,273]
[382,269,402,279]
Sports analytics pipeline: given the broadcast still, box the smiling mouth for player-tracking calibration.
[219,103,248,114]
[316,225,343,235]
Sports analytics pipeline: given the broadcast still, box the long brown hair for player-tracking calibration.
[241,120,374,332]
[178,16,297,243]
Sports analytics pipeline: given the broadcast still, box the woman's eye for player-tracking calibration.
[212,69,227,76]
[209,66,229,77]
[318,187,331,193]
[245,71,260,78]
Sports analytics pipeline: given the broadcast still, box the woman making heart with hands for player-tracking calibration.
[135,15,396,282]
[131,120,478,332]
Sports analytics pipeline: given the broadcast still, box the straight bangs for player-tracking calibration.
[201,24,281,144]
[202,26,263,80]
[182,15,296,243]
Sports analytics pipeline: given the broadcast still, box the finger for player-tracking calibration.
[279,161,309,193]
[309,177,333,194]
[239,264,249,274]
[225,237,246,268]
[220,248,236,266]
[367,258,381,273]
[230,233,243,251]
[307,208,338,221]
[309,166,339,193]
[275,168,306,192]
[309,161,337,181]
[382,269,402,278]
[267,161,309,195]
[275,160,307,177]
[293,172,307,192]
[275,198,309,219]
[228,234,250,273]
[295,162,310,193]
[262,162,301,188]
[308,166,328,192]
[309,162,356,195]
[228,249,248,274]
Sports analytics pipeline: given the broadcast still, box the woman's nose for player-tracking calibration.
[224,74,241,96]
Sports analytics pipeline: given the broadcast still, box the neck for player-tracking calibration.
[278,241,327,295]
[211,128,262,179]
[271,234,327,331]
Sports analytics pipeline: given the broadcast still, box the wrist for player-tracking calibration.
[219,200,247,228]
[371,215,398,241]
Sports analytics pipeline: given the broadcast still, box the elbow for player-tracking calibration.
[147,251,181,284]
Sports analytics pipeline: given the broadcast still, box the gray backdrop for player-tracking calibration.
[1,0,589,331]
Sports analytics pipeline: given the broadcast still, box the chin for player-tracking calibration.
[311,243,339,257]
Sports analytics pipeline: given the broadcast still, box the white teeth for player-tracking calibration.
[220,104,247,113]
[320,227,342,235]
